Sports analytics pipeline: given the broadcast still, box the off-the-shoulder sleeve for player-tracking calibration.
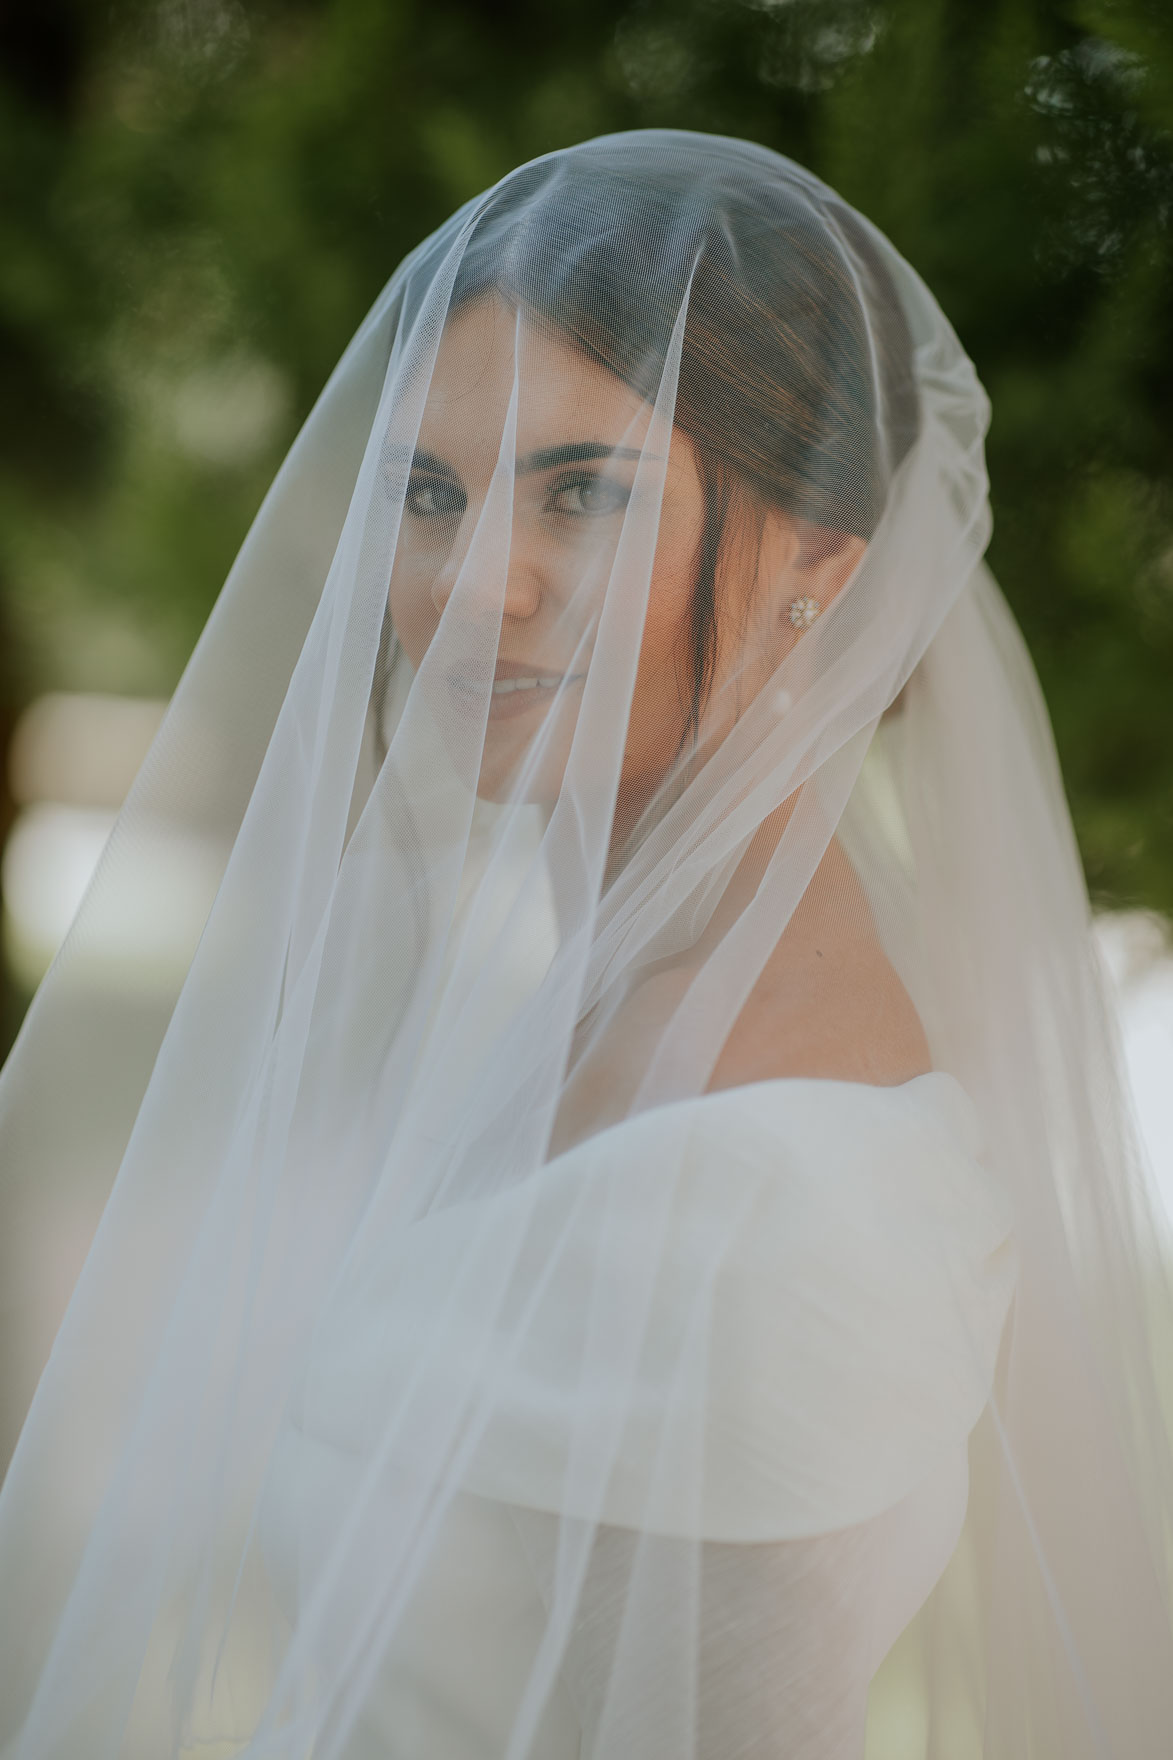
[295,1072,1017,1546]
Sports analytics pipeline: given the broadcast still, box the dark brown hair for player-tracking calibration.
[444,136,920,743]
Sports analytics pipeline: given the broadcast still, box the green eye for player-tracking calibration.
[547,473,630,517]
[405,476,467,520]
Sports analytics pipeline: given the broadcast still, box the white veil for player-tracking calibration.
[1,130,1171,1758]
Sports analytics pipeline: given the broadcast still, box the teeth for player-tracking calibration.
[491,677,561,694]
[448,671,586,696]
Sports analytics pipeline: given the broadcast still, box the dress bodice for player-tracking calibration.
[258,1072,1017,1759]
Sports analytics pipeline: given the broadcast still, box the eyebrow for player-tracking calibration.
[516,442,647,475]
[408,441,648,480]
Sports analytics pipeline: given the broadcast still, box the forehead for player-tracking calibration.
[414,294,654,472]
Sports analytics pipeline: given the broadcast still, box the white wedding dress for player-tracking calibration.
[259,1071,1017,1759]
[3,133,1171,1758]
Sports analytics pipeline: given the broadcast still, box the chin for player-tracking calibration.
[472,711,581,809]
[474,747,568,809]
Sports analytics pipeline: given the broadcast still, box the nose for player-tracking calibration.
[430,510,545,622]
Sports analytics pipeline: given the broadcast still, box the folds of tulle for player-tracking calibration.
[277,1074,1015,1544]
[0,130,1170,1760]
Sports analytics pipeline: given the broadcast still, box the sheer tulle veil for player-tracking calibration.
[0,130,1171,1758]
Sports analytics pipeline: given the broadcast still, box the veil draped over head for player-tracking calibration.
[1,130,1172,1759]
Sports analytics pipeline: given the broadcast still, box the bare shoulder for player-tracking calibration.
[708,934,932,1093]
[551,914,929,1157]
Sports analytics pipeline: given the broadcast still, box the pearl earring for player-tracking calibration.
[788,595,821,630]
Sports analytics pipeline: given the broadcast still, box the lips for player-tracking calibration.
[491,675,567,695]
[486,670,586,720]
[445,662,587,719]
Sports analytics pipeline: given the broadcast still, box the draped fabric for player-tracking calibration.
[0,130,1170,1758]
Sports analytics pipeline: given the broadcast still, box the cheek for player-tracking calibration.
[624,516,699,756]
[387,558,438,670]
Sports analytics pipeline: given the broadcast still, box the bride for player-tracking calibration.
[1,130,1171,1759]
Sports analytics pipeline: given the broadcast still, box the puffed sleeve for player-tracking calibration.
[300,1071,1017,1544]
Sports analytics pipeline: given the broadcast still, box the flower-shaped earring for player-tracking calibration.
[788,596,821,630]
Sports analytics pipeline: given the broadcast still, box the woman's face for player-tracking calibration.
[388,295,855,816]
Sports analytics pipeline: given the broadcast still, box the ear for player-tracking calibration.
[757,510,867,634]
[788,517,867,617]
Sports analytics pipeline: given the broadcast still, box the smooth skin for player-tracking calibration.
[388,296,930,1149]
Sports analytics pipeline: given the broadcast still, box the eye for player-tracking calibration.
[546,472,631,518]
[405,475,467,520]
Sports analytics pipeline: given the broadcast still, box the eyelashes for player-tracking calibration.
[403,468,632,525]
[404,476,466,520]
[548,473,631,517]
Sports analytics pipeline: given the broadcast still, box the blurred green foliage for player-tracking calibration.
[1,0,1172,910]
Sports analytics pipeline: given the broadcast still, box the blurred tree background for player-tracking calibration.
[1,0,1172,1048]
